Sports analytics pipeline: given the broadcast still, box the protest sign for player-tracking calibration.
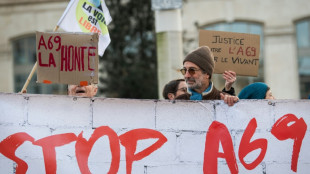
[20,0,112,93]
[36,31,99,86]
[199,30,260,76]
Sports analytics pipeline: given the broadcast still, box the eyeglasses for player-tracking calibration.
[180,67,201,75]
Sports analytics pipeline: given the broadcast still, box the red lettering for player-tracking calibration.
[54,36,61,51]
[79,17,84,25]
[203,121,238,174]
[246,47,251,56]
[80,46,87,71]
[90,26,97,33]
[38,52,48,67]
[85,22,92,30]
[245,47,256,56]
[49,53,56,67]
[239,118,267,170]
[38,35,47,50]
[0,132,35,174]
[61,46,88,72]
[88,47,96,71]
[38,52,56,67]
[271,114,307,172]
[75,47,81,71]
[236,46,244,55]
[229,47,235,54]
[1,114,306,173]
[119,129,167,174]
[75,126,120,174]
[229,46,257,56]
[33,133,77,174]
[48,36,53,50]
[251,47,256,56]
[68,45,74,71]
[61,45,67,71]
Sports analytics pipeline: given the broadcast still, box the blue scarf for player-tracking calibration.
[189,82,212,100]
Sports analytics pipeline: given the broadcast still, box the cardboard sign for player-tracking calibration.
[36,31,99,85]
[199,30,260,76]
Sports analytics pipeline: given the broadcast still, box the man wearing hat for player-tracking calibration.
[176,46,239,106]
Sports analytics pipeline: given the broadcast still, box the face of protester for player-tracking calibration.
[68,85,98,97]
[167,81,187,100]
[265,89,275,99]
[183,61,210,93]
[174,81,187,98]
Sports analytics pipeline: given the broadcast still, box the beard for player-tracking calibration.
[185,76,203,90]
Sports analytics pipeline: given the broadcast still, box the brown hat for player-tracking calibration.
[183,46,215,79]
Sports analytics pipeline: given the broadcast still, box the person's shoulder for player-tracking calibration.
[203,87,222,100]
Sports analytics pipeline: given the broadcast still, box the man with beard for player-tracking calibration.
[176,46,239,106]
[68,84,98,98]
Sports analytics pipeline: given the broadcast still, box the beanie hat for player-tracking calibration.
[238,82,268,99]
[183,46,215,78]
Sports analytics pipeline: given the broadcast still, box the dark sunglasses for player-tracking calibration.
[180,67,201,75]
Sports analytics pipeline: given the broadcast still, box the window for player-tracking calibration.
[12,35,67,95]
[204,21,264,89]
[296,18,310,99]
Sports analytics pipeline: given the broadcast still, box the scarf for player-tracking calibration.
[189,82,213,100]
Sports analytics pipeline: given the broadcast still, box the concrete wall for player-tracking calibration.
[0,93,310,173]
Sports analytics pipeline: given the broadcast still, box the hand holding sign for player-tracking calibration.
[199,30,260,76]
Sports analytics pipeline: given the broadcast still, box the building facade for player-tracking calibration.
[0,0,68,94]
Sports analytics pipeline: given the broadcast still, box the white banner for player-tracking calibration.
[0,93,310,173]
[57,0,112,56]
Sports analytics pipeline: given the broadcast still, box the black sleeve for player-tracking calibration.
[222,87,235,96]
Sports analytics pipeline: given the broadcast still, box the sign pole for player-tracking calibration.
[20,26,59,93]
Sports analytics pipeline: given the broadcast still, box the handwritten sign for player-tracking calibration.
[199,30,260,76]
[36,31,99,86]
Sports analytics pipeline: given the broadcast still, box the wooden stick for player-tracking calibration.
[53,25,59,32]
[20,61,37,93]
[20,26,59,93]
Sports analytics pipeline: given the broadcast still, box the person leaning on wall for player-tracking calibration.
[238,82,275,99]
[20,82,98,98]
[162,79,187,100]
[163,71,237,100]
[68,84,98,98]
[176,46,239,106]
